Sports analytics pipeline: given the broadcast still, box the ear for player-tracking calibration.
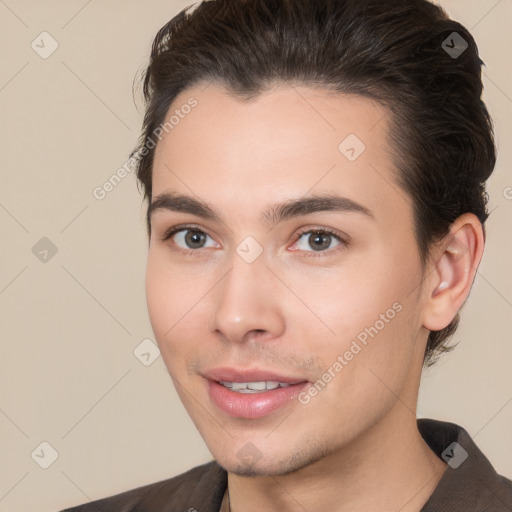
[421,213,485,332]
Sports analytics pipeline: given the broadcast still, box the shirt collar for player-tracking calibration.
[418,418,512,511]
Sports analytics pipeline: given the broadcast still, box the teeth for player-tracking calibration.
[247,382,266,391]
[219,381,293,392]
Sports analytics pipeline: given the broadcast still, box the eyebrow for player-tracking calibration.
[148,191,374,228]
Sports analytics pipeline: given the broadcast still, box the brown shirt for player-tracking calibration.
[59,418,512,511]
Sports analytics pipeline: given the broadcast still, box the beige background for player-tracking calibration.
[0,1,511,511]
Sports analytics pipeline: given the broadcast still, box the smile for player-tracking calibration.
[219,381,292,393]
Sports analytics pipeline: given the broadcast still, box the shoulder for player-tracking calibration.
[418,418,512,511]
[58,460,227,512]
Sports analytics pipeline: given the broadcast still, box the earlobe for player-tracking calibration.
[422,214,484,331]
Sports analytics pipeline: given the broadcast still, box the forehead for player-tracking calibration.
[151,84,411,224]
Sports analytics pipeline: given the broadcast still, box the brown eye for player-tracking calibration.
[306,231,333,251]
[182,230,208,249]
[291,227,349,258]
[161,225,220,254]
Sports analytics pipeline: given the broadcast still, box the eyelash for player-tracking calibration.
[160,224,349,258]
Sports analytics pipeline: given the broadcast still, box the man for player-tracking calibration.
[60,0,512,510]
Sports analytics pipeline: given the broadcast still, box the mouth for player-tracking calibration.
[202,368,309,419]
[218,381,294,393]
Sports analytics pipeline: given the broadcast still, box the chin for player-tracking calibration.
[214,439,331,477]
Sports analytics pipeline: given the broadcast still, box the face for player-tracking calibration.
[146,84,429,476]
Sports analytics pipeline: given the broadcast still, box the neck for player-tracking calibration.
[226,404,447,512]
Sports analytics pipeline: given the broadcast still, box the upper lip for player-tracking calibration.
[202,367,308,384]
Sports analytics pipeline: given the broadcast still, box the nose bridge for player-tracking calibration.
[211,248,284,342]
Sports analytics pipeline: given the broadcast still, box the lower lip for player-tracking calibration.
[207,380,309,419]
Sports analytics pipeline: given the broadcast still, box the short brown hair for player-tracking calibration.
[132,0,496,367]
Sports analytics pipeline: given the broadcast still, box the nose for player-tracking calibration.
[210,252,286,344]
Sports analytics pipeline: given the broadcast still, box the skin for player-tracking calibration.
[145,83,484,512]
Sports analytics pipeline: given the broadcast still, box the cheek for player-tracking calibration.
[306,258,420,409]
[145,254,171,338]
[145,249,223,383]
[145,252,194,365]
[289,246,419,384]
[285,253,410,342]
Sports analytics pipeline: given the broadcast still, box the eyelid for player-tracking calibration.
[160,223,209,242]
[293,225,349,244]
